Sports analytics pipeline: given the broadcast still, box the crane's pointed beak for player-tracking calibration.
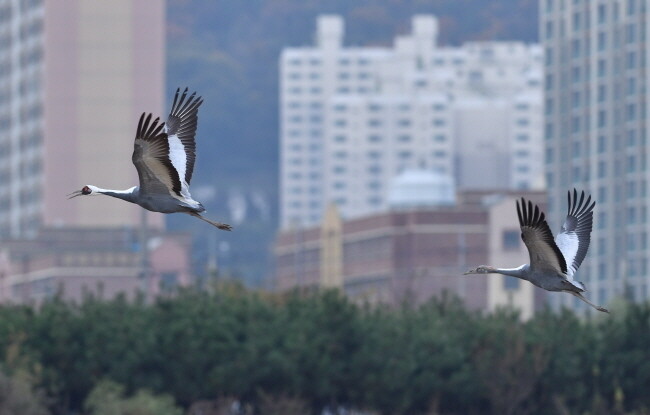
[463,269,474,275]
[67,190,83,199]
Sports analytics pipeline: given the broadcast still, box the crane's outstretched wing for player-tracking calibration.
[554,189,595,279]
[517,198,568,275]
[165,88,203,191]
[132,113,183,198]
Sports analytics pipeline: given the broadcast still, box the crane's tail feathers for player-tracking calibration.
[568,291,609,313]
[188,212,232,231]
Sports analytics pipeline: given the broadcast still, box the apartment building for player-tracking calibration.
[280,14,543,228]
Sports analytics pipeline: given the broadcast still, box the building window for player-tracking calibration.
[545,21,554,39]
[598,161,607,178]
[546,148,554,163]
[627,104,636,122]
[598,4,606,23]
[598,110,606,128]
[598,212,607,230]
[598,32,606,51]
[368,103,381,112]
[598,85,606,102]
[368,134,381,143]
[597,59,606,77]
[397,134,411,142]
[160,272,178,293]
[598,135,606,153]
[502,230,520,250]
[627,23,636,43]
[545,123,553,140]
[572,12,581,31]
[628,77,637,96]
[504,276,520,290]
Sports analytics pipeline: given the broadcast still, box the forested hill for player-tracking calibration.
[166,0,538,193]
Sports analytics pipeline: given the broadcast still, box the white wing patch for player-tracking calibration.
[555,231,579,279]
[166,133,189,197]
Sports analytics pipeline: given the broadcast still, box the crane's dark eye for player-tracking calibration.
[81,186,91,195]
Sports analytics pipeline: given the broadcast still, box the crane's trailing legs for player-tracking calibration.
[569,291,609,313]
[188,212,232,231]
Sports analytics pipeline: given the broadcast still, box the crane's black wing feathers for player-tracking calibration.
[132,113,182,197]
[517,197,568,274]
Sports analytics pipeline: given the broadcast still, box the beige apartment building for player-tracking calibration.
[0,0,165,238]
[0,1,197,303]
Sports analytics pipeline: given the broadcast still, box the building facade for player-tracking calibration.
[542,0,649,311]
[280,14,543,228]
[0,227,192,304]
[0,0,165,238]
[274,190,547,317]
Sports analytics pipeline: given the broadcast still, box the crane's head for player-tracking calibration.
[464,265,496,275]
[67,185,99,199]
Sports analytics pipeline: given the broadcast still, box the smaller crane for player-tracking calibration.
[69,88,231,231]
[465,189,608,313]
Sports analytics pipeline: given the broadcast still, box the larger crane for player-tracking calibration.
[69,88,231,231]
[464,189,608,313]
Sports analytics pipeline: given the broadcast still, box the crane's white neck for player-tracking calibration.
[87,185,136,195]
[87,185,138,203]
[493,264,529,278]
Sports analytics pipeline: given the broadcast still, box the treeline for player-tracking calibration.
[0,285,649,415]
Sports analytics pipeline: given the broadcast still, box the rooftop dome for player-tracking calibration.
[388,169,456,209]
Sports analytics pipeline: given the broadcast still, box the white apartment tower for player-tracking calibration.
[542,0,649,311]
[0,1,165,238]
[280,15,543,228]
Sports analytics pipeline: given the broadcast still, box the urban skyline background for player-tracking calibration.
[166,0,541,286]
[1,0,643,315]
[3,2,650,414]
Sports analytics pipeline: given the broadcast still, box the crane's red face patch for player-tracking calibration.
[81,186,92,195]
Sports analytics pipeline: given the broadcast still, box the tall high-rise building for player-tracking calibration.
[0,1,165,238]
[542,0,649,311]
[280,15,543,228]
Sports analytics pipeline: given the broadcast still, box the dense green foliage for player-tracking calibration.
[0,286,648,414]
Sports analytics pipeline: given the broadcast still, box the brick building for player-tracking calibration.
[275,190,547,318]
[0,227,192,304]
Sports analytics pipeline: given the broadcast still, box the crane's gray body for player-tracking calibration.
[102,188,205,214]
[503,264,584,293]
